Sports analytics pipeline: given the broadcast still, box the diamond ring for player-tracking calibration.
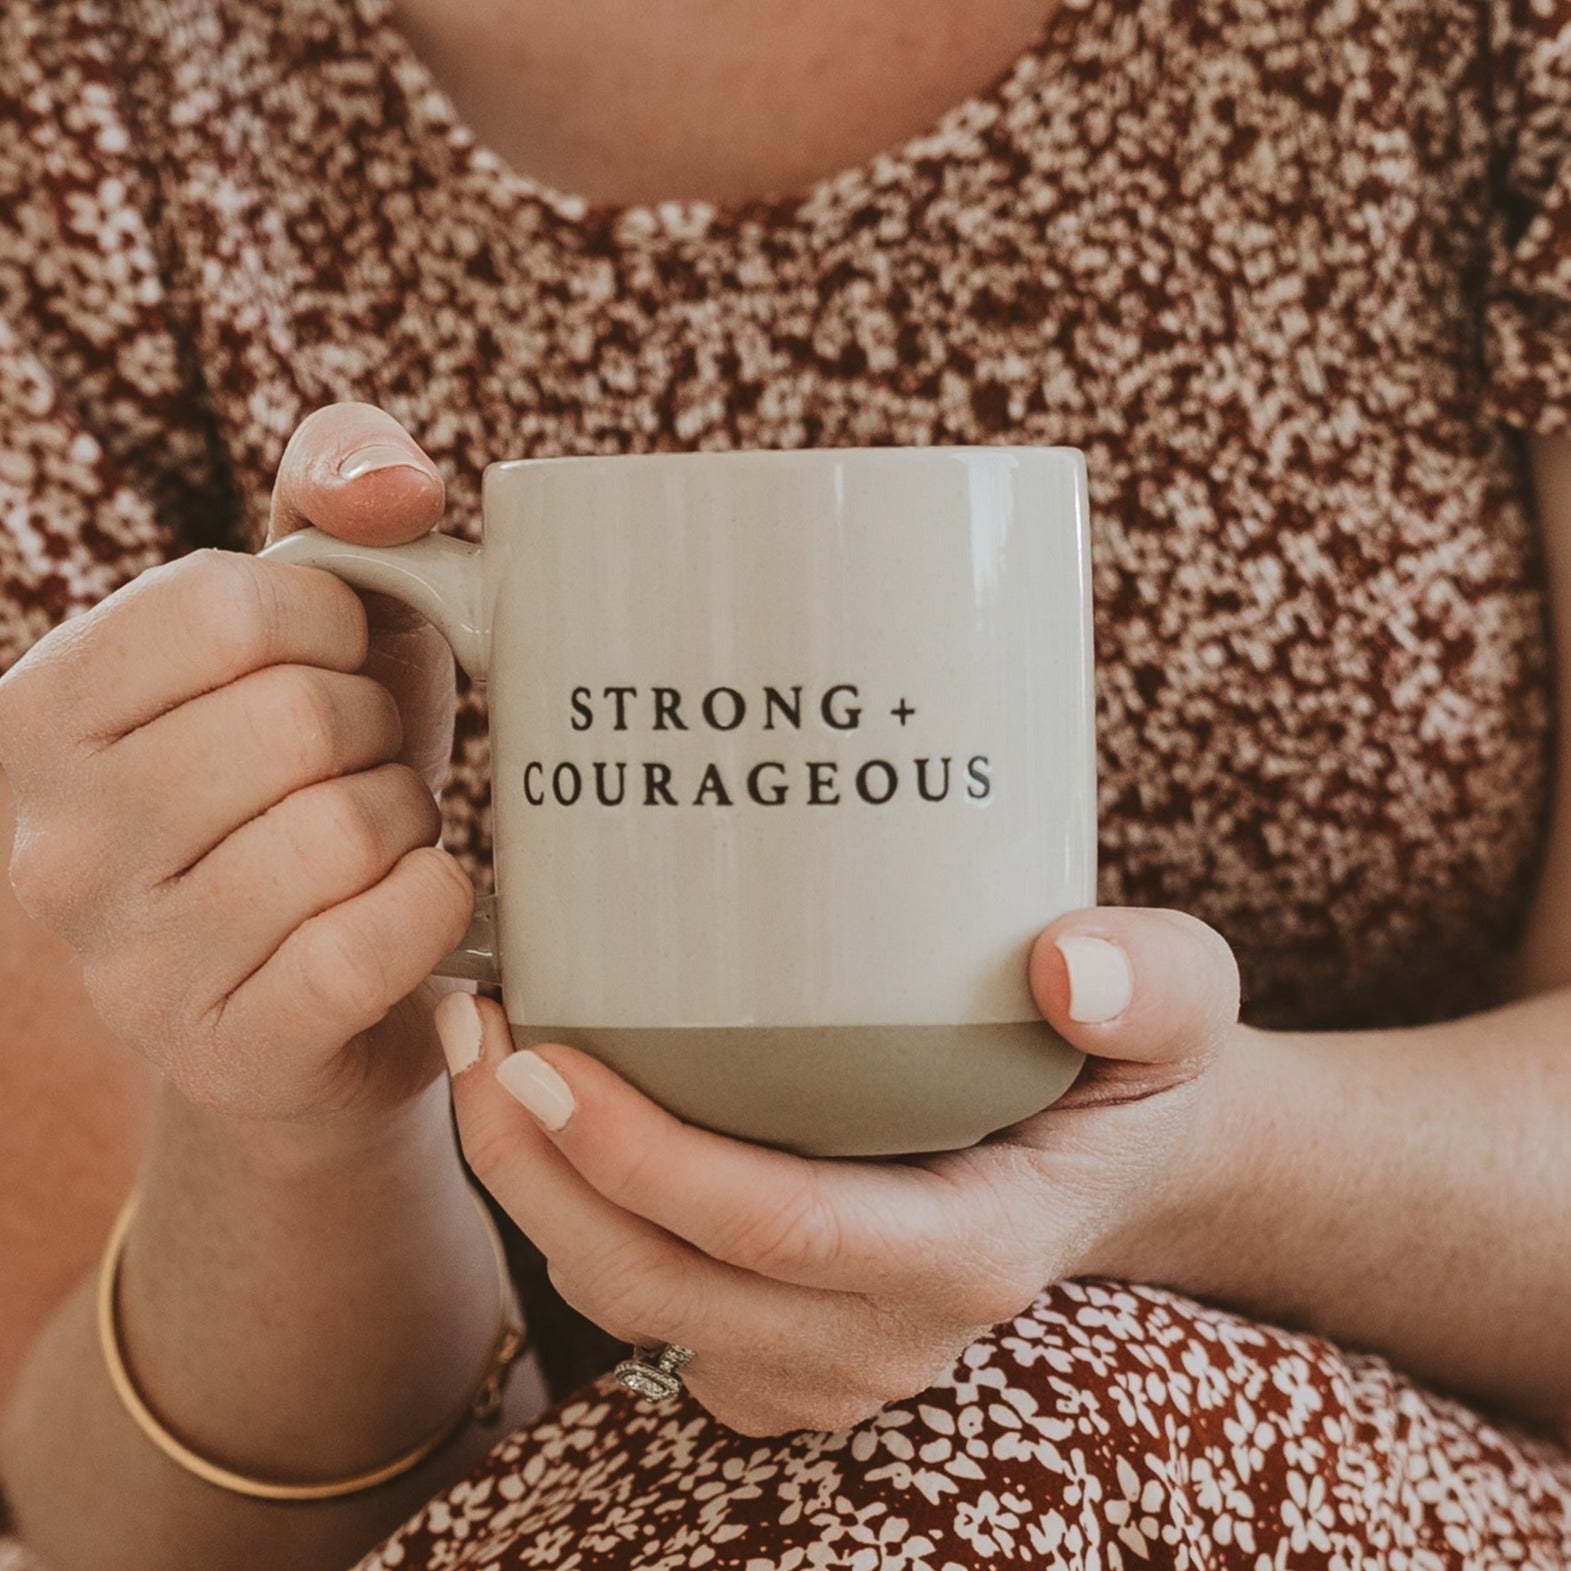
[613,1341,696,1402]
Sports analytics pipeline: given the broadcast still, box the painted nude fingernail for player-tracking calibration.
[434,991,484,1077]
[338,443,432,480]
[1056,936,1134,1024]
[496,1051,576,1131]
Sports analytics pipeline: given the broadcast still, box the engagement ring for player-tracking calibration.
[613,1342,696,1402]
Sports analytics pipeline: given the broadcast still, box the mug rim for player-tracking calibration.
[484,444,1084,479]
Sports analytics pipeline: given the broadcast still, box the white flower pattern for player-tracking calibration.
[352,1282,1571,1569]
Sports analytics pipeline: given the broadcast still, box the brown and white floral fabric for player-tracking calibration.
[4,0,1571,1564]
[361,1279,1571,1571]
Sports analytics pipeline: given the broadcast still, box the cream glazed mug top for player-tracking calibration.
[262,445,1096,1157]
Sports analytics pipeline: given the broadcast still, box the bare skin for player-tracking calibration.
[0,772,152,1407]
[5,5,1571,1569]
[389,0,1059,206]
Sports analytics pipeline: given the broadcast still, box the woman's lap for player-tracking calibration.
[357,1280,1571,1569]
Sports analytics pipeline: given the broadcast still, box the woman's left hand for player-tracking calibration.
[440,906,1241,1437]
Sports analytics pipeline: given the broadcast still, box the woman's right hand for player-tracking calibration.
[0,404,475,1128]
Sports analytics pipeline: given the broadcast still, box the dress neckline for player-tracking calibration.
[350,0,1088,237]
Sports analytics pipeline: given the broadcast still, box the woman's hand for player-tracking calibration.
[442,905,1241,1437]
[0,403,470,1129]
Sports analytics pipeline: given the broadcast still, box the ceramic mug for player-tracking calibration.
[262,447,1096,1157]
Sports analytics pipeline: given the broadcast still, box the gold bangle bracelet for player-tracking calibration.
[96,1186,529,1502]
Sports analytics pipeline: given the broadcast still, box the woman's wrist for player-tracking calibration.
[155,1058,454,1189]
[1078,1022,1284,1294]
[118,1070,510,1481]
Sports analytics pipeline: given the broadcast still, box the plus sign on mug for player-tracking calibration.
[263,446,1095,1157]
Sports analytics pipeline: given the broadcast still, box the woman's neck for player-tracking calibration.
[388,0,1055,206]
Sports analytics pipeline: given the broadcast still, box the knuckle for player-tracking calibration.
[314,777,392,884]
[257,665,340,779]
[6,828,61,924]
[711,1168,839,1277]
[554,1246,685,1343]
[283,668,341,759]
[273,410,337,502]
[179,550,280,673]
[592,1135,666,1213]
[406,847,476,947]
[364,677,403,748]
[386,764,443,844]
[282,405,339,461]
[7,821,93,929]
[282,402,372,470]
[331,675,402,768]
[291,908,393,1027]
[304,770,439,890]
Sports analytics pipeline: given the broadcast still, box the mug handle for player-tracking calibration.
[258,526,500,985]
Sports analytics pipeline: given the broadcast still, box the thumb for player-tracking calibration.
[268,402,455,791]
[1029,907,1241,1069]
[268,401,446,548]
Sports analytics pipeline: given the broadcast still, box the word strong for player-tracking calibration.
[523,683,993,809]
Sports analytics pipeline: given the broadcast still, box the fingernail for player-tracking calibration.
[434,992,483,1077]
[1057,936,1133,1024]
[338,443,433,481]
[496,1050,576,1131]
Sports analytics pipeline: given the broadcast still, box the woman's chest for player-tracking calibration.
[383,0,1058,207]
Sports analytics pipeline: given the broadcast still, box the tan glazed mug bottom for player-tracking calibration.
[508,1024,1087,1158]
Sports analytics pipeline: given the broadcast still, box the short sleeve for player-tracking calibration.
[1484,0,1571,433]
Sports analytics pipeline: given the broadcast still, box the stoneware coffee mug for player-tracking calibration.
[262,447,1095,1158]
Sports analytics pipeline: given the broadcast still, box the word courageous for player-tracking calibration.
[523,755,991,808]
[524,684,993,808]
